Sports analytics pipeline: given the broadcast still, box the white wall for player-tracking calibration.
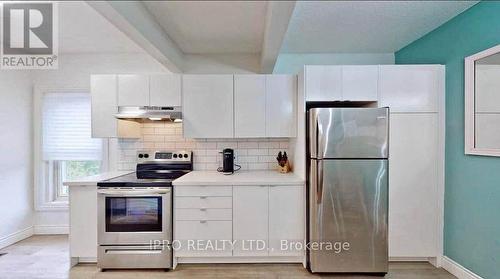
[273,53,395,74]
[0,71,34,247]
[183,54,260,74]
[32,53,168,232]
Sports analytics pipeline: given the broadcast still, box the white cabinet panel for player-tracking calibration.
[149,74,181,107]
[233,186,269,256]
[175,197,232,209]
[117,74,149,106]
[266,75,297,137]
[182,75,234,138]
[69,186,97,259]
[475,113,500,149]
[379,65,440,112]
[269,186,304,257]
[175,186,232,197]
[234,75,266,137]
[342,65,378,101]
[175,220,232,257]
[91,75,117,138]
[389,113,438,257]
[305,65,342,101]
[176,209,232,221]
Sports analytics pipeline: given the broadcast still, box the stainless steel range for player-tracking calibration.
[97,150,192,270]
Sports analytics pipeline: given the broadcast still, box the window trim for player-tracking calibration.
[34,86,109,211]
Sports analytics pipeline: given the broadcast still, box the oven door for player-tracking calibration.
[97,188,171,245]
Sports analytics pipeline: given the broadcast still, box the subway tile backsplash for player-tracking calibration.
[117,122,289,171]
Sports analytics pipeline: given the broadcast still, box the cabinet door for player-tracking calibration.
[305,65,342,101]
[91,75,117,138]
[117,74,149,106]
[379,65,441,112]
[233,186,269,256]
[175,220,232,257]
[149,74,181,107]
[234,75,266,137]
[269,185,304,257]
[389,113,438,257]
[69,186,97,258]
[266,75,297,137]
[182,75,234,138]
[342,65,378,101]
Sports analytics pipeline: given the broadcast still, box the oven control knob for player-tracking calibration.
[183,154,188,158]
[178,154,183,158]
[144,154,149,158]
[173,154,178,158]
[138,154,144,158]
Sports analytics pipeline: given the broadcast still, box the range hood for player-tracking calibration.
[115,106,182,121]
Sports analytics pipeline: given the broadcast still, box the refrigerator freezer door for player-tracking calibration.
[309,108,389,159]
[309,159,388,273]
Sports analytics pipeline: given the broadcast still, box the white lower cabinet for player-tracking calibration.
[175,221,233,257]
[389,113,439,257]
[268,186,304,257]
[69,186,97,260]
[233,186,269,256]
[174,184,305,260]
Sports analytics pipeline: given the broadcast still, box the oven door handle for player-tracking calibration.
[97,189,170,196]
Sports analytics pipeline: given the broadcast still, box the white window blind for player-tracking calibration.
[42,92,102,161]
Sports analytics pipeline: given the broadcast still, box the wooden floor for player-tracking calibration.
[0,235,456,279]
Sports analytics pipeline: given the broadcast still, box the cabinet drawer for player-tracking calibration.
[176,209,232,221]
[175,220,232,257]
[175,197,232,209]
[175,186,232,197]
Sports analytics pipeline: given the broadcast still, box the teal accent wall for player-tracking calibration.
[396,2,500,278]
[273,53,394,74]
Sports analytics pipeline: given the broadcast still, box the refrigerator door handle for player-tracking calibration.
[317,160,324,204]
[309,109,322,159]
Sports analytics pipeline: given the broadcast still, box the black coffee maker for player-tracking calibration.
[221,148,234,174]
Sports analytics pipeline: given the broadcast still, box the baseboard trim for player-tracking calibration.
[177,256,303,264]
[34,225,69,235]
[0,226,34,249]
[441,256,483,279]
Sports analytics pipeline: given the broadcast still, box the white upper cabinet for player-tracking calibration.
[117,74,149,106]
[149,74,181,107]
[305,65,342,101]
[91,75,141,138]
[266,75,297,137]
[91,75,117,138]
[182,75,234,138]
[342,65,378,101]
[379,65,441,112]
[234,75,266,138]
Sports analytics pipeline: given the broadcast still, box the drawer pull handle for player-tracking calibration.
[200,196,207,199]
[200,220,207,224]
[200,208,207,211]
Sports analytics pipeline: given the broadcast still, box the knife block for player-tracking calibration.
[278,161,291,173]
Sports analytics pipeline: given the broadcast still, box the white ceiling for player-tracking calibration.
[59,2,144,54]
[281,1,477,53]
[142,1,268,54]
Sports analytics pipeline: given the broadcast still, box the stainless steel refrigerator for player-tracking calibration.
[307,107,389,273]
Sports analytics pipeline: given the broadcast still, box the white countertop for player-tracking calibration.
[63,171,133,187]
[172,170,305,186]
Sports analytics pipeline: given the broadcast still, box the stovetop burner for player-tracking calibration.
[98,150,192,188]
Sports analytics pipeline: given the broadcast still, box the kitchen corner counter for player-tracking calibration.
[63,171,133,187]
[172,170,305,186]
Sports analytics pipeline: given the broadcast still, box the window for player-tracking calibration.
[41,92,103,202]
